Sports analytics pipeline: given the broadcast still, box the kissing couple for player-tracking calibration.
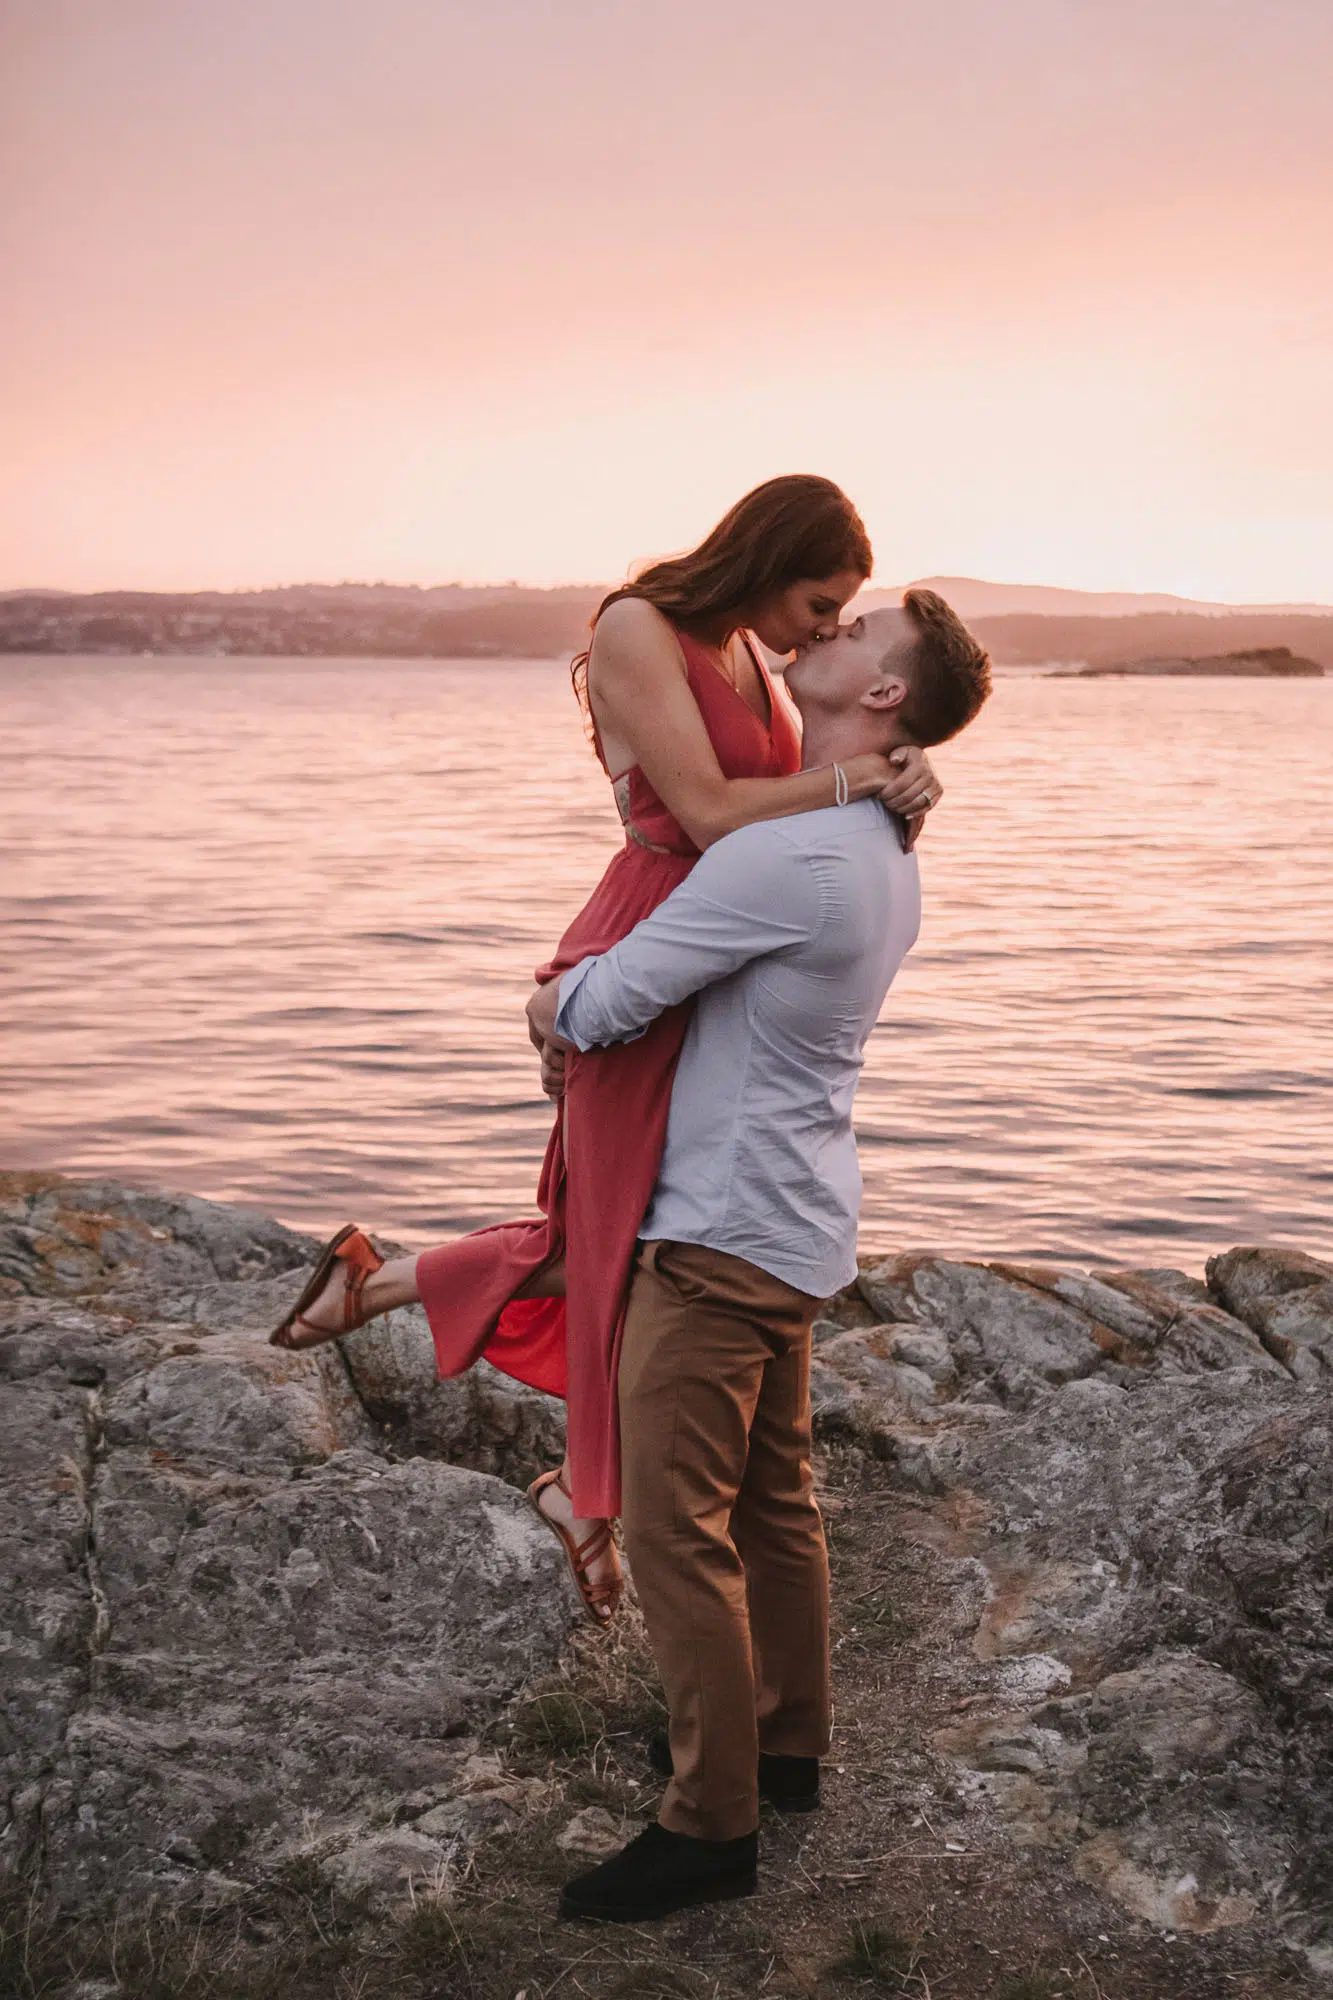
[270,474,992,1920]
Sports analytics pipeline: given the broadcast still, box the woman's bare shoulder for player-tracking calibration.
[590,596,684,674]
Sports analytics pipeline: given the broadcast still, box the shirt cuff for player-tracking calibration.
[554,956,602,1051]
[554,954,648,1051]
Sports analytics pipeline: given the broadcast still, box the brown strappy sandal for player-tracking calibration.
[269,1225,385,1351]
[527,1467,623,1628]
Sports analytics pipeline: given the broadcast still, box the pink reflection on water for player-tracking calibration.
[2,656,1330,1272]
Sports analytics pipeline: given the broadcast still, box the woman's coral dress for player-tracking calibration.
[416,631,801,1518]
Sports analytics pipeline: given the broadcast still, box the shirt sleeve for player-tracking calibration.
[554,822,823,1051]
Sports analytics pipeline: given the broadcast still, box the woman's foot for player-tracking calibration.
[270,1228,415,1350]
[529,1467,623,1626]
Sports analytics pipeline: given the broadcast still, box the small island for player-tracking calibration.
[1058,645,1324,678]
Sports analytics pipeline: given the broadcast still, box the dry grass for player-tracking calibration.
[826,1916,930,1990]
[501,1592,668,1821]
[1,1866,386,2000]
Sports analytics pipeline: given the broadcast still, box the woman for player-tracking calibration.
[270,475,940,1622]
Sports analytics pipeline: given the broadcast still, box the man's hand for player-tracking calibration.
[526,980,574,1101]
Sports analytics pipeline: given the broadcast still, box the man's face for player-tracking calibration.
[784,607,913,720]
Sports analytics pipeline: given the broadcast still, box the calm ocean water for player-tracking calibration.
[3,655,1330,1273]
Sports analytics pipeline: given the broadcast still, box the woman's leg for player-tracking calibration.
[530,1440,622,1622]
[285,1243,618,1613]
[294,1251,566,1338]
[287,1252,418,1337]
[487,1260,618,1613]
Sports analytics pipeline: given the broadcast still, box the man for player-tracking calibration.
[526,590,992,1924]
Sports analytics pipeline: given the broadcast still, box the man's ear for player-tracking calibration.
[859,675,908,716]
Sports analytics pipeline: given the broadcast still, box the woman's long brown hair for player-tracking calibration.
[571,473,872,727]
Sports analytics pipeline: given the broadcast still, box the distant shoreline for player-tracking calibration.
[1052,646,1325,680]
[3,588,1333,675]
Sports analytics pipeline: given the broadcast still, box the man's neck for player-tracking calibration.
[798,712,903,772]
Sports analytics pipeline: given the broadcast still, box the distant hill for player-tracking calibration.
[2,579,1332,666]
[969,612,1333,673]
[0,585,604,660]
[862,577,1333,618]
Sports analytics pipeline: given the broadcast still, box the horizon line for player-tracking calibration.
[4,574,1332,615]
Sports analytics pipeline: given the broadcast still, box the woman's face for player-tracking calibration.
[748,568,866,656]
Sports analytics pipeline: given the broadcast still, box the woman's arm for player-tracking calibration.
[587,598,934,850]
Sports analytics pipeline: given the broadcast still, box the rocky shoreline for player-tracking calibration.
[2,1172,1329,1991]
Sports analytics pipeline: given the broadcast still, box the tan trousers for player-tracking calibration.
[618,1239,831,1841]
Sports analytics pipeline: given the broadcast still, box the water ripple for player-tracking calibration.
[3,654,1330,1271]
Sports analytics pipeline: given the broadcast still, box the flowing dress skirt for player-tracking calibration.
[417,638,800,1518]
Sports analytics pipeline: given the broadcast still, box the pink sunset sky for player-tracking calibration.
[3,0,1331,600]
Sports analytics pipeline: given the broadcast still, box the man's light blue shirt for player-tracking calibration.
[554,798,922,1299]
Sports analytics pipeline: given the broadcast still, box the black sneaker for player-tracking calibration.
[559,1820,757,1923]
[647,1732,821,1813]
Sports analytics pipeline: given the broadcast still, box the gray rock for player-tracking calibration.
[1054,1374,1128,1407]
[33,1450,576,1911]
[818,1329,939,1412]
[339,1308,566,1483]
[1093,1267,1286,1376]
[8,1173,1328,1958]
[1069,1655,1290,1935]
[879,1324,956,1385]
[326,1828,453,1900]
[808,1360,860,1437]
[922,1370,1330,1948]
[414,1793,517,1844]
[1104,1266,1214,1310]
[556,1806,630,1859]
[1206,1245,1333,1375]
[810,1278,877,1338]
[988,1652,1073,1704]
[0,1174,316,1306]
[0,1174,580,1916]
[101,1333,378,1472]
[850,1251,1285,1409]
[856,1255,1108,1405]
[937,1715,1076,1779]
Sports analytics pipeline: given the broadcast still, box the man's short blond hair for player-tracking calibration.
[891,588,992,745]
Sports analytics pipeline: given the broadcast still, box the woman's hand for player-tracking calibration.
[526,982,572,1100]
[537,1041,567,1100]
[839,751,896,801]
[840,749,941,813]
[842,745,940,851]
[882,747,940,851]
